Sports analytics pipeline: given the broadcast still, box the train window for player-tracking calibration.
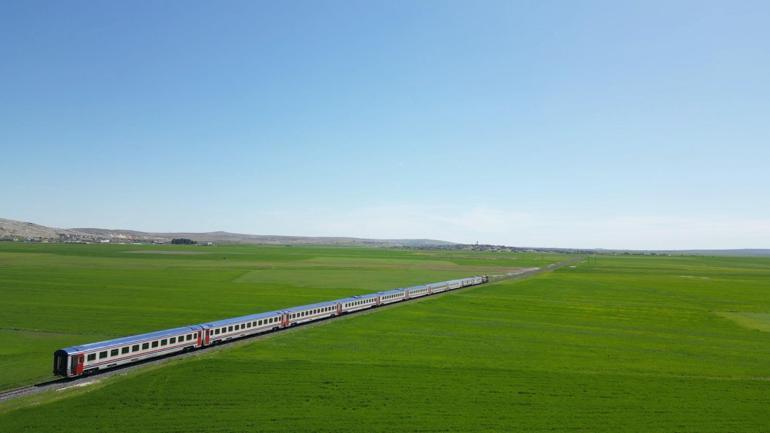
[258,320,262,326]
[152,341,158,348]
[187,334,193,341]
[228,326,233,332]
[87,353,96,361]
[214,329,219,335]
[122,347,129,354]
[142,343,149,350]
[99,351,108,359]
[160,339,167,346]
[111,349,119,356]
[170,337,176,344]
[132,345,139,352]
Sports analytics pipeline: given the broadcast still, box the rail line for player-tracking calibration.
[0,257,581,403]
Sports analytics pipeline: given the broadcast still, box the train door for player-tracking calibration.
[204,329,211,345]
[336,303,342,315]
[71,354,84,377]
[281,313,290,328]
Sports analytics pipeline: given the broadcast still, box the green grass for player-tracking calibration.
[3,246,770,432]
[0,243,558,390]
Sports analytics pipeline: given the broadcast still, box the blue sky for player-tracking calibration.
[2,1,769,249]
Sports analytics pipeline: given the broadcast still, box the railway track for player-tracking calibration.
[0,257,582,403]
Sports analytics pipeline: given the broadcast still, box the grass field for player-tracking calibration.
[2,245,770,432]
[0,243,558,390]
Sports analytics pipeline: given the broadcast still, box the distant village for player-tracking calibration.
[0,233,211,246]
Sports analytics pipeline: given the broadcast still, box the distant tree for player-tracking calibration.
[171,238,196,245]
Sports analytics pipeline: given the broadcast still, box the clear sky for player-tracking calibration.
[2,1,769,249]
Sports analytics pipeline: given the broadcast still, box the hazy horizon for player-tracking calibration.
[3,1,769,250]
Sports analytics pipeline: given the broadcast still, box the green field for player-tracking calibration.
[0,243,558,390]
[2,244,770,432]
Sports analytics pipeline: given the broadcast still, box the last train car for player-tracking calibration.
[54,325,203,378]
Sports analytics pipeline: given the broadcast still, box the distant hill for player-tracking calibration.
[2,217,769,255]
[0,218,454,247]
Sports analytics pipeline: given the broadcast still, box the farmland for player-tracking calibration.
[2,245,770,432]
[0,243,560,390]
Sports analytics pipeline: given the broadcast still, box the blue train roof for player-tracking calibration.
[200,310,283,328]
[283,299,338,313]
[378,288,407,296]
[334,293,380,303]
[61,325,203,353]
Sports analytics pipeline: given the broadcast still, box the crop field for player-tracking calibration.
[2,246,770,432]
[0,243,559,390]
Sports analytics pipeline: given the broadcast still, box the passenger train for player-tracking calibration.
[54,275,488,378]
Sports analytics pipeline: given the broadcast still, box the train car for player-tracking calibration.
[378,288,407,305]
[447,279,463,290]
[337,294,379,314]
[407,285,430,298]
[201,310,283,345]
[53,325,203,378]
[283,300,338,326]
